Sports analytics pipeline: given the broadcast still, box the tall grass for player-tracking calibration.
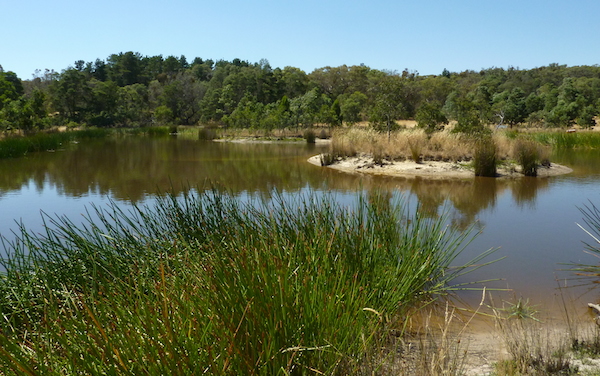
[533,131,600,149]
[473,136,498,177]
[0,189,493,375]
[330,128,516,163]
[513,139,541,177]
[0,129,116,159]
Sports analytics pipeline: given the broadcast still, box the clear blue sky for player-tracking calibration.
[2,0,600,79]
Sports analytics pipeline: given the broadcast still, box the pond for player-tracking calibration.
[1,136,599,315]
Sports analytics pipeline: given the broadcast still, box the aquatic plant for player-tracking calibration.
[513,139,540,177]
[0,189,493,375]
[473,136,498,177]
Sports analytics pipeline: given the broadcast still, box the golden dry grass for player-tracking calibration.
[330,128,525,163]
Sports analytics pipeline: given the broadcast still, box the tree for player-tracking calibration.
[88,80,120,126]
[0,71,23,110]
[444,91,485,134]
[107,52,143,86]
[339,91,367,124]
[369,75,406,138]
[415,101,448,134]
[117,83,150,127]
[577,104,597,128]
[50,68,92,122]
[492,88,527,127]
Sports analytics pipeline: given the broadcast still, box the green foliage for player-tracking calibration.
[369,75,407,136]
[6,52,600,136]
[0,190,492,375]
[532,131,600,149]
[339,91,367,124]
[577,104,597,128]
[416,101,448,134]
[492,88,527,126]
[0,129,112,159]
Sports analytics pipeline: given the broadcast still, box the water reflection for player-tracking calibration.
[2,139,600,313]
[0,138,561,228]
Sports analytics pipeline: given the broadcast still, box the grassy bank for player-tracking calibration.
[0,126,181,159]
[532,131,600,149]
[0,189,492,375]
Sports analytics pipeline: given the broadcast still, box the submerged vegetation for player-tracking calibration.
[0,189,494,375]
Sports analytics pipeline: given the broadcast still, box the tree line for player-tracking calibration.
[1,52,600,133]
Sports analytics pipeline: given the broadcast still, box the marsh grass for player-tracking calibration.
[0,189,494,375]
[513,140,541,177]
[197,126,218,140]
[533,131,600,149]
[303,128,316,143]
[0,129,115,159]
[330,128,517,164]
[473,136,498,177]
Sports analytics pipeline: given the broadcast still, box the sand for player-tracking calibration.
[308,154,573,179]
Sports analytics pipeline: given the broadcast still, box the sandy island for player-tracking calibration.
[308,154,573,179]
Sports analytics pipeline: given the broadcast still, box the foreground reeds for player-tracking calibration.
[0,189,493,375]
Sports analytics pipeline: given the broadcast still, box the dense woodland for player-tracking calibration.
[1,51,600,134]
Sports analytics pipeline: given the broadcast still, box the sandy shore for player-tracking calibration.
[308,154,573,179]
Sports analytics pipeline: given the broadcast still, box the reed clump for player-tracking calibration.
[0,189,492,375]
[303,128,316,143]
[197,126,218,140]
[533,131,600,149]
[513,139,542,177]
[0,129,115,159]
[473,136,498,177]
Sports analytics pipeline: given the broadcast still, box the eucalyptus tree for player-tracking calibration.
[368,74,406,138]
[492,87,527,127]
[416,101,448,134]
[339,91,367,124]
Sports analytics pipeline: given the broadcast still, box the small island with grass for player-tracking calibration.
[310,125,574,179]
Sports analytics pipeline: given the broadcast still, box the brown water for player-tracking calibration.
[1,137,600,314]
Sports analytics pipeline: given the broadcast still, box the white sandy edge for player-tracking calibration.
[308,154,573,179]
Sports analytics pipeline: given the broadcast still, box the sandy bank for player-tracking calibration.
[308,154,573,179]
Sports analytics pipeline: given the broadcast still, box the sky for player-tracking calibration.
[2,0,600,80]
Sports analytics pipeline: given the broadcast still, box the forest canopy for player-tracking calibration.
[1,52,600,133]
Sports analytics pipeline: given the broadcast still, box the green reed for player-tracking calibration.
[473,136,498,177]
[0,129,115,159]
[533,131,600,149]
[0,189,493,375]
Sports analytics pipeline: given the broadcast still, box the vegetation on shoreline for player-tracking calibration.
[321,127,555,177]
[2,54,600,136]
[0,189,494,375]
